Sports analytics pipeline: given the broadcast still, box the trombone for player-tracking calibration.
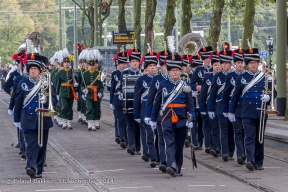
[257,68,278,144]
[36,71,59,147]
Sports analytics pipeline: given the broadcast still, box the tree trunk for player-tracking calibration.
[181,0,192,37]
[242,0,255,49]
[208,0,225,51]
[88,5,94,48]
[164,0,176,44]
[98,0,113,46]
[134,0,142,50]
[118,0,127,50]
[144,0,157,52]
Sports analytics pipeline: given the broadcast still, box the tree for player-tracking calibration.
[163,0,176,44]
[134,0,142,50]
[181,0,192,37]
[118,0,127,50]
[207,0,225,50]
[242,0,256,49]
[144,0,157,52]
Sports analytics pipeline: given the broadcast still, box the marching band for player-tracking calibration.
[4,33,276,179]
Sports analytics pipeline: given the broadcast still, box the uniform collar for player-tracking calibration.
[129,68,139,73]
[28,76,40,84]
[235,69,246,75]
[203,65,212,71]
[119,69,123,72]
[64,67,70,72]
[222,70,228,75]
[168,76,181,85]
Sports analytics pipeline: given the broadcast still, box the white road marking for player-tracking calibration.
[36,189,74,192]
[189,185,215,187]
[263,167,281,168]
[109,186,153,190]
[42,172,58,174]
[90,169,124,173]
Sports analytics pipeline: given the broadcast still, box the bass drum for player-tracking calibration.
[122,74,139,114]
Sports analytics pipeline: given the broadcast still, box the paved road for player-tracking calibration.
[0,92,287,192]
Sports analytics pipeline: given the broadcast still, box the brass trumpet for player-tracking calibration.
[36,71,59,147]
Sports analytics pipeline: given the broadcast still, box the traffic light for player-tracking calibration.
[222,42,230,51]
[269,45,273,55]
[102,2,109,16]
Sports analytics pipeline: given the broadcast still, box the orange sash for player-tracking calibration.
[87,85,98,101]
[161,104,187,124]
[61,83,79,100]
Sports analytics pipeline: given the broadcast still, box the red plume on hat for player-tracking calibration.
[139,55,145,66]
[23,54,29,65]
[188,55,193,63]
[180,55,185,61]
[209,52,213,59]
[19,54,27,65]
[127,49,133,57]
[12,53,19,60]
[156,51,161,60]
[113,52,119,62]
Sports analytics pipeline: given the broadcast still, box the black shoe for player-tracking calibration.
[15,143,20,148]
[62,125,66,129]
[198,146,202,150]
[120,142,126,149]
[26,168,35,178]
[135,151,141,155]
[127,148,135,155]
[44,163,47,167]
[176,173,183,177]
[78,118,82,123]
[193,145,199,150]
[159,164,166,173]
[246,162,255,171]
[21,154,26,160]
[222,154,228,162]
[228,157,234,161]
[166,167,176,177]
[115,137,121,144]
[141,154,149,162]
[35,174,42,178]
[205,148,210,154]
[67,126,73,130]
[210,150,219,157]
[237,156,245,165]
[255,166,264,170]
[150,161,156,168]
[184,139,190,148]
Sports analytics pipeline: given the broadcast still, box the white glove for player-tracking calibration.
[144,117,151,125]
[98,93,102,98]
[74,83,79,87]
[186,121,193,129]
[192,91,197,97]
[134,119,140,123]
[208,111,215,119]
[228,113,236,122]
[223,112,228,117]
[261,94,270,103]
[110,104,115,110]
[200,112,207,115]
[14,122,20,128]
[83,89,88,95]
[57,95,59,101]
[118,93,123,100]
[149,121,157,130]
[40,95,46,104]
[82,95,86,100]
[8,109,13,116]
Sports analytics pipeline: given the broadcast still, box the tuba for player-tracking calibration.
[27,32,45,55]
[101,67,112,87]
[178,33,207,55]
[36,71,59,147]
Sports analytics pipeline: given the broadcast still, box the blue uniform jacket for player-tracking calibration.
[4,70,20,96]
[222,70,245,117]
[190,66,213,91]
[151,77,196,128]
[207,70,228,116]
[144,72,168,121]
[229,70,276,119]
[9,75,26,110]
[110,70,123,107]
[133,73,154,119]
[13,76,57,130]
[119,68,140,93]
[198,73,213,113]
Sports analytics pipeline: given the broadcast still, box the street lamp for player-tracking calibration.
[266,35,274,69]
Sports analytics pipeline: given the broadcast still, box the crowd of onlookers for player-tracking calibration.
[0,64,12,90]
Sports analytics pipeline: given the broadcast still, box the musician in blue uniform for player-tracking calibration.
[229,47,275,171]
[110,52,128,149]
[190,46,213,150]
[208,50,235,162]
[222,48,246,165]
[13,53,57,178]
[199,52,222,156]
[150,54,196,177]
[144,50,170,172]
[134,51,158,166]
[109,53,123,145]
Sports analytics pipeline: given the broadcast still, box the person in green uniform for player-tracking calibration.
[56,48,79,129]
[82,49,104,131]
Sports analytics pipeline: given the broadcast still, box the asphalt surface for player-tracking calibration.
[0,91,288,192]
